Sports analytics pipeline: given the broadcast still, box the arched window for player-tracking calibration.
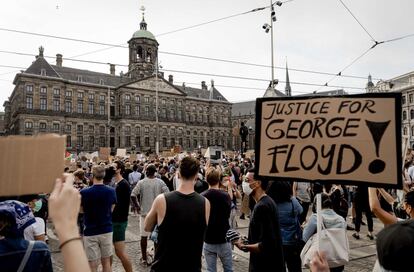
[403,111,407,120]
[411,109,414,119]
[404,127,408,135]
[137,46,143,60]
[147,48,152,62]
[411,126,414,136]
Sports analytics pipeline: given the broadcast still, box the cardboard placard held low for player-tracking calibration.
[0,134,66,196]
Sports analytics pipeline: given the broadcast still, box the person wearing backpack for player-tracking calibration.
[267,181,303,272]
[0,200,53,272]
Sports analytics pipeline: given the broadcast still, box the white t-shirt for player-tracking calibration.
[24,217,45,241]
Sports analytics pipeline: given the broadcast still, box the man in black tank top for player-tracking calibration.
[144,157,211,272]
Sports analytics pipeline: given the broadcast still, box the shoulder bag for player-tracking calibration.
[300,194,349,268]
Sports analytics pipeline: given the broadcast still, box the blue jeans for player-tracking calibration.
[203,242,233,272]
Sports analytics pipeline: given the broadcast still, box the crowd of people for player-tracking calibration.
[0,151,413,272]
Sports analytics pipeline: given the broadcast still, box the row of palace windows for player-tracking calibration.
[26,85,106,101]
[402,126,414,136]
[402,109,414,121]
[24,122,106,134]
[402,94,414,105]
[66,135,106,148]
[25,96,106,115]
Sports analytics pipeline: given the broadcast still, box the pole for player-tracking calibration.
[155,57,159,155]
[270,0,275,90]
[107,86,110,147]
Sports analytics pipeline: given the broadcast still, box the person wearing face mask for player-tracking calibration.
[369,188,414,226]
[236,168,285,272]
[21,195,46,242]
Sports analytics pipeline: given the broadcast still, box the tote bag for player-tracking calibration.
[300,194,349,268]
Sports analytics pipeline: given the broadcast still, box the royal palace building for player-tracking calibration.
[3,16,232,153]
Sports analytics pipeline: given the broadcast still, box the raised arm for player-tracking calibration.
[49,174,91,272]
[368,187,397,226]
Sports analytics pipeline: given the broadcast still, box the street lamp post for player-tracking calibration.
[263,1,280,90]
[155,57,159,155]
[270,0,275,90]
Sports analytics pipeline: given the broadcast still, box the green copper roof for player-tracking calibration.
[132,30,156,40]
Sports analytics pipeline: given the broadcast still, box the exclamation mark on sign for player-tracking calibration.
[365,120,391,174]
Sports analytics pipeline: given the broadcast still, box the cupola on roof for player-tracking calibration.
[131,6,157,41]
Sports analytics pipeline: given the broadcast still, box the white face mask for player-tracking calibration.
[242,181,253,196]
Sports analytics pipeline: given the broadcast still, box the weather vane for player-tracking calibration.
[140,5,145,17]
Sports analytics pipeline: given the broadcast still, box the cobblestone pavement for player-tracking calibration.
[50,211,381,271]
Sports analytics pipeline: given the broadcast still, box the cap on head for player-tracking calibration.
[376,219,414,271]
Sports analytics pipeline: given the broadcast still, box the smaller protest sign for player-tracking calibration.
[130,154,137,161]
[99,147,111,160]
[173,145,182,154]
[116,148,127,157]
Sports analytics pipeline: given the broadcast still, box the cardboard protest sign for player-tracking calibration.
[205,146,223,163]
[173,145,182,154]
[0,134,66,196]
[130,153,137,162]
[116,148,127,158]
[99,147,111,160]
[255,93,402,188]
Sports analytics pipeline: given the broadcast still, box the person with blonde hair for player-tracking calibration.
[202,166,233,271]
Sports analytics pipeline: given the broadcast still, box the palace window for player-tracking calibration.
[40,86,47,94]
[52,123,60,132]
[39,122,47,131]
[65,90,72,97]
[53,99,60,111]
[26,97,33,109]
[26,85,33,94]
[25,121,33,129]
[125,105,131,115]
[53,88,60,96]
[77,101,83,113]
[40,98,47,110]
[88,103,94,114]
[99,104,105,115]
[65,101,72,113]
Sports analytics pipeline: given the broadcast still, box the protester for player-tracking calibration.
[131,164,169,266]
[49,174,91,272]
[111,161,133,272]
[374,219,414,272]
[80,165,117,272]
[352,185,374,240]
[20,194,46,242]
[292,181,311,225]
[267,180,303,272]
[235,169,285,271]
[202,166,233,272]
[0,200,53,271]
[303,193,347,272]
[369,188,414,225]
[144,156,211,271]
